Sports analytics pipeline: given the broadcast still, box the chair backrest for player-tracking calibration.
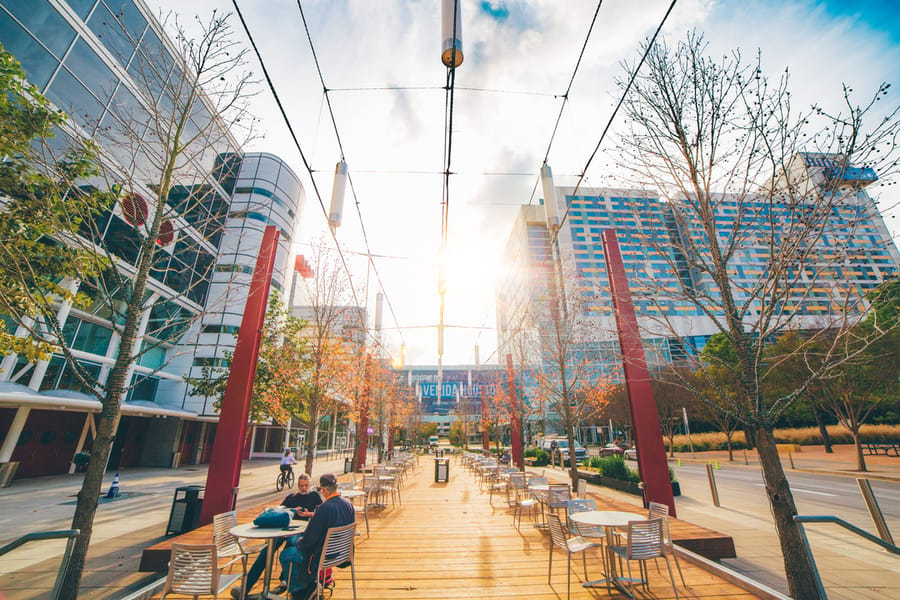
[508,472,526,490]
[577,479,587,499]
[548,483,570,509]
[212,511,240,555]
[318,522,357,569]
[165,543,219,596]
[567,498,596,515]
[527,477,548,487]
[546,513,569,550]
[337,481,354,491]
[626,518,664,560]
[362,475,380,493]
[567,498,601,536]
[648,501,672,543]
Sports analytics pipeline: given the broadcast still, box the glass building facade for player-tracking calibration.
[0,0,303,476]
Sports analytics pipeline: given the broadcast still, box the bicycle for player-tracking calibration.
[276,467,295,491]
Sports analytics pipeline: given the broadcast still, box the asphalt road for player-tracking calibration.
[664,460,900,599]
[674,461,900,526]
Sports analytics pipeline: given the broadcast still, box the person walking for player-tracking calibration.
[279,473,355,600]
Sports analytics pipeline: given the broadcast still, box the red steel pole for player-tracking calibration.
[480,388,490,452]
[200,226,280,525]
[602,230,675,516]
[505,354,523,469]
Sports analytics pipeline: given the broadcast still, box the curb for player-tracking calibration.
[675,546,792,600]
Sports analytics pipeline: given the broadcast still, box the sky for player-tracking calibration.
[146,0,900,367]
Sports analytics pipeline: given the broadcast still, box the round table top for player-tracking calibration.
[569,510,647,528]
[341,489,366,499]
[230,521,308,539]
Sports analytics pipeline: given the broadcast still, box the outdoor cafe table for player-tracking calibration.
[230,520,308,599]
[568,510,648,597]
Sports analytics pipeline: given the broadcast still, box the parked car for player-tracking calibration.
[600,443,625,456]
[624,446,637,460]
[541,438,588,462]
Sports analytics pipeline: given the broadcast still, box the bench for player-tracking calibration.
[862,442,900,457]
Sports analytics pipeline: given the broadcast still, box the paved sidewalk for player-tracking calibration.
[0,454,351,599]
[0,445,897,599]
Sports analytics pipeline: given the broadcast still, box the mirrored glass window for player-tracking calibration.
[2,0,76,58]
[63,38,118,104]
[0,9,59,89]
[64,0,97,20]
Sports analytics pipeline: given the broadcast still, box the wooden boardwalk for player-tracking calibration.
[146,455,760,599]
[321,456,754,600]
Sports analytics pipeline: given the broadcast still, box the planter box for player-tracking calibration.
[578,470,680,497]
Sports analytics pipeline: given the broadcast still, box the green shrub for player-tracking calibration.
[524,447,550,466]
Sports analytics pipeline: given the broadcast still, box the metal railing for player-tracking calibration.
[0,529,79,600]
[794,515,900,600]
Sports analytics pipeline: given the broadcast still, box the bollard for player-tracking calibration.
[714,460,719,470]
[743,449,749,465]
[106,473,120,498]
[677,458,682,467]
[788,452,795,469]
[706,463,720,507]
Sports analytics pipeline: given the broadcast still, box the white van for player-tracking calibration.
[428,435,440,448]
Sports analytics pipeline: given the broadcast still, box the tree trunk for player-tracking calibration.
[304,416,318,476]
[813,406,833,453]
[852,429,867,472]
[727,435,734,462]
[756,426,823,600]
[743,426,756,450]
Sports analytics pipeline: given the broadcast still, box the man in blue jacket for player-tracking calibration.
[279,472,355,599]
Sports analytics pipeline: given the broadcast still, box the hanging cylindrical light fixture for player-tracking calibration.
[375,292,384,333]
[329,161,348,230]
[540,163,559,228]
[441,0,463,68]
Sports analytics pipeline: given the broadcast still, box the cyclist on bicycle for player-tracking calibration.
[280,447,297,475]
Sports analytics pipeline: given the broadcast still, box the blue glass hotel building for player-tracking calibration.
[497,154,900,434]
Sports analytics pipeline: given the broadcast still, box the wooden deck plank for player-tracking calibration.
[144,455,756,599]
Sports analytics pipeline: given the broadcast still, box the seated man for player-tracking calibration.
[232,473,322,599]
[279,473,355,600]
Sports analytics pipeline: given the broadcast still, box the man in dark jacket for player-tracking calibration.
[232,473,322,599]
[279,472,355,599]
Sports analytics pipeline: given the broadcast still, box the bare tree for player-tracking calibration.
[522,260,613,487]
[15,13,256,597]
[651,367,696,457]
[614,30,900,598]
[289,245,362,474]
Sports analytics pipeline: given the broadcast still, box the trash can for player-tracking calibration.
[344,457,353,474]
[166,485,205,535]
[434,457,449,483]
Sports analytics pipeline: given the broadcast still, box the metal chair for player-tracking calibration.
[339,482,369,538]
[546,512,600,600]
[374,466,400,507]
[609,518,679,599]
[547,483,571,519]
[648,501,687,587]
[576,479,587,499]
[566,498,604,539]
[211,511,264,599]
[512,480,540,530]
[160,543,243,599]
[313,523,357,600]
